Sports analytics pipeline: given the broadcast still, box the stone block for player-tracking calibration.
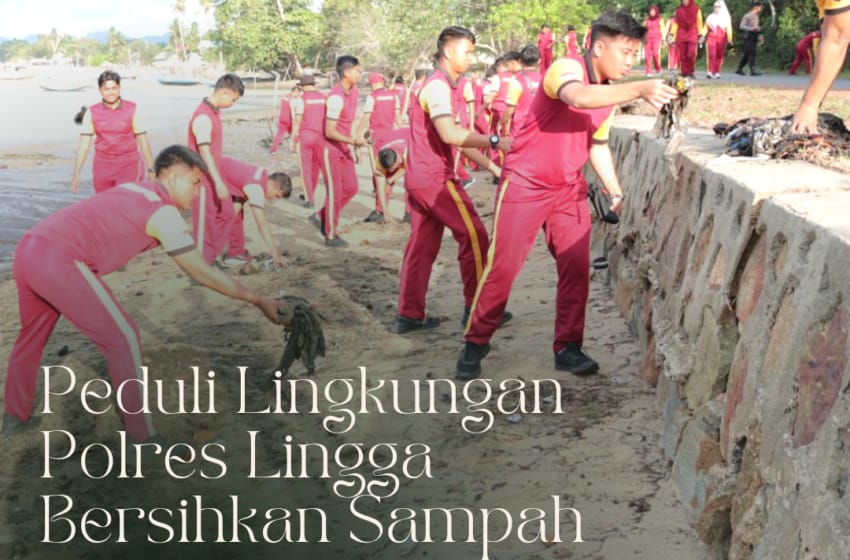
[671,397,726,524]
[792,305,848,448]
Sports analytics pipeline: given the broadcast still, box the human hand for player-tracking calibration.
[610,194,624,214]
[70,176,81,194]
[497,137,512,152]
[639,80,679,110]
[256,297,285,324]
[215,180,228,200]
[789,104,820,135]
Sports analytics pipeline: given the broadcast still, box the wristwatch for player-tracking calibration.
[489,134,500,149]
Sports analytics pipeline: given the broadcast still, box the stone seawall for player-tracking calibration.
[592,115,850,559]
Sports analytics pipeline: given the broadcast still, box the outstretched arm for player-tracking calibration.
[790,14,850,134]
[172,248,282,324]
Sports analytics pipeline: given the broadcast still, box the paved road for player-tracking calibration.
[687,70,850,90]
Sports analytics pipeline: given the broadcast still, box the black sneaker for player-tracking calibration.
[750,71,762,76]
[392,315,441,334]
[554,343,599,375]
[364,210,385,224]
[456,342,490,380]
[735,69,745,76]
[325,237,348,248]
[460,307,513,328]
[1,413,41,436]
[308,213,324,233]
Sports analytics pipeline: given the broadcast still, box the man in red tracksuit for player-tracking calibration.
[290,74,327,208]
[537,24,554,75]
[393,26,511,335]
[357,72,400,223]
[790,29,821,75]
[187,73,245,264]
[310,55,366,248]
[3,145,283,440]
[456,12,678,379]
[499,44,541,136]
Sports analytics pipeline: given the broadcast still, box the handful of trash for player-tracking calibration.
[714,113,850,159]
[653,74,693,139]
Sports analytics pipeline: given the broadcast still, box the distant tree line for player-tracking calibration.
[1,0,839,74]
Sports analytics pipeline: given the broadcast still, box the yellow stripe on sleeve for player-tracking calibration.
[543,58,585,99]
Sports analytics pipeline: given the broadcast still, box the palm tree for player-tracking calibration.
[173,0,188,60]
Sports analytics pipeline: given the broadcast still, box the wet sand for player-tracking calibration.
[0,78,711,559]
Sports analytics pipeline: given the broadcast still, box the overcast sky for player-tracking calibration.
[0,0,214,39]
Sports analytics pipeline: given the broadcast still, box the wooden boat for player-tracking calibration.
[158,77,201,86]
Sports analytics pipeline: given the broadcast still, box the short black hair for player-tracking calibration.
[214,73,245,96]
[378,148,398,169]
[502,50,521,62]
[414,68,428,80]
[519,45,540,66]
[268,171,292,198]
[336,55,360,78]
[154,145,208,176]
[568,25,576,31]
[437,26,476,60]
[590,11,647,44]
[541,24,551,30]
[394,76,404,84]
[98,70,121,87]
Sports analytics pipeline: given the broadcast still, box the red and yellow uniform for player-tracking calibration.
[320,83,360,239]
[465,55,614,351]
[5,181,195,442]
[818,0,850,16]
[790,30,821,75]
[294,90,328,205]
[504,69,541,134]
[188,99,235,263]
[399,69,489,320]
[374,128,410,215]
[80,99,146,193]
[365,88,400,212]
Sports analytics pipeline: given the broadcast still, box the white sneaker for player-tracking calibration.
[222,254,251,267]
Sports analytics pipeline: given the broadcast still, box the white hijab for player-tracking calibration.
[707,0,732,30]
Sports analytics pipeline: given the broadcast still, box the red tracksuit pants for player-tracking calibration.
[789,45,812,75]
[367,129,394,213]
[5,235,155,441]
[678,39,697,77]
[225,200,247,258]
[319,145,359,239]
[92,154,144,194]
[192,176,237,264]
[464,174,591,352]
[270,118,292,153]
[707,30,727,74]
[297,131,327,205]
[540,50,553,76]
[398,180,489,319]
[668,43,679,69]
[645,38,662,74]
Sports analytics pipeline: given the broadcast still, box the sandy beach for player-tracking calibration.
[0,73,711,559]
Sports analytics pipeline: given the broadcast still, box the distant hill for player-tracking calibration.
[85,31,170,44]
[0,32,170,44]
